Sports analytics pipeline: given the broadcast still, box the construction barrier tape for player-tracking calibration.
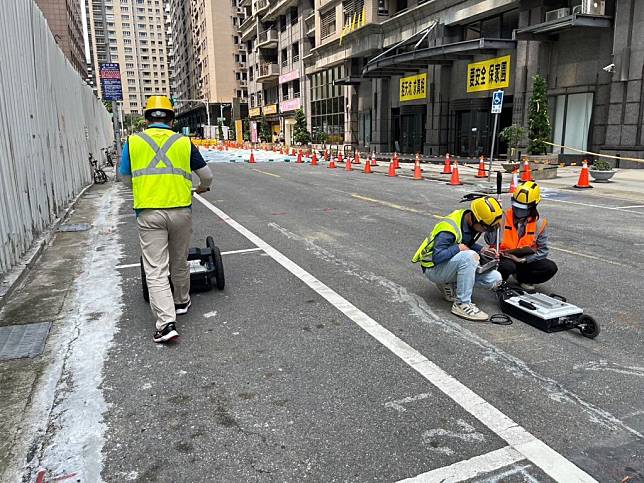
[541,140,644,164]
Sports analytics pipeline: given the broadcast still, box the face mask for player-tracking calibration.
[512,201,531,220]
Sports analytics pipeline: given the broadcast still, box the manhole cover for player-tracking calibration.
[58,223,91,232]
[0,322,52,361]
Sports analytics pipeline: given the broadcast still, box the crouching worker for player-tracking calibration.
[412,197,504,321]
[485,181,557,291]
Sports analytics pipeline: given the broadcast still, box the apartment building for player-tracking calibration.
[240,0,314,144]
[303,0,644,164]
[169,0,248,135]
[36,0,87,76]
[87,0,172,115]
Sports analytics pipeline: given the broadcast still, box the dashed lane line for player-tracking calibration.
[251,168,281,178]
[115,248,263,269]
[194,193,597,483]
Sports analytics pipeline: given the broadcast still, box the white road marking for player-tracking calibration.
[422,420,486,456]
[617,204,644,209]
[385,393,432,412]
[194,194,597,483]
[573,360,644,378]
[550,246,628,268]
[544,197,644,215]
[115,248,263,269]
[397,446,525,482]
[203,310,218,319]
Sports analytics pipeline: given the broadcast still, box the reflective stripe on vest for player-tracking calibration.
[129,128,193,209]
[131,131,191,181]
[499,208,547,251]
[412,210,465,269]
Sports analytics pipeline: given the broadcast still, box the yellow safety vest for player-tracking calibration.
[412,210,465,269]
[129,128,193,209]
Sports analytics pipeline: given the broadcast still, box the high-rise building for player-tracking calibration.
[240,0,314,144]
[35,0,87,76]
[169,0,248,135]
[86,0,172,115]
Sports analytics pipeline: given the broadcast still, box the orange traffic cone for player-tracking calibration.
[338,152,343,163]
[297,151,303,163]
[279,147,284,155]
[393,152,400,169]
[521,158,532,181]
[388,161,396,177]
[413,154,422,180]
[475,156,487,178]
[249,150,256,164]
[509,167,519,193]
[353,150,361,164]
[291,148,296,156]
[370,154,377,166]
[448,160,463,185]
[345,155,353,171]
[324,149,329,161]
[311,152,318,166]
[328,158,337,169]
[574,160,593,189]
[363,158,372,174]
[442,153,452,174]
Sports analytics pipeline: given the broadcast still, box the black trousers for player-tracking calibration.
[497,258,558,284]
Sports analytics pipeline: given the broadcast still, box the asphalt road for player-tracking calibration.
[99,161,644,482]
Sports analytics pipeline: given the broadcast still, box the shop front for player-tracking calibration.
[280,97,302,146]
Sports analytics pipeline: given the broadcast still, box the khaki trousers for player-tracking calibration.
[137,208,192,330]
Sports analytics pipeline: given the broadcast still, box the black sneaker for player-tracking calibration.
[175,299,191,316]
[153,323,179,343]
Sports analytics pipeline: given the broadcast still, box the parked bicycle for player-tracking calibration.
[101,147,115,167]
[89,152,108,184]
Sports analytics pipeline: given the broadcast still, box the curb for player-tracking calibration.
[0,182,95,311]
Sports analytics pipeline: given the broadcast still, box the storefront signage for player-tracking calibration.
[279,70,299,84]
[280,97,301,113]
[400,73,428,102]
[249,107,261,118]
[466,55,511,93]
[263,104,278,116]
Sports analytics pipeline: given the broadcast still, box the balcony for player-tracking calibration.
[240,17,257,42]
[256,62,279,81]
[257,29,278,49]
[253,0,270,16]
[263,0,298,21]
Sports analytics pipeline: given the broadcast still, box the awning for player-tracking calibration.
[363,34,516,78]
[334,76,362,86]
[514,13,612,40]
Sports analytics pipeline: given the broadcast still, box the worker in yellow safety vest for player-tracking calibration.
[119,95,213,343]
[412,197,504,322]
[485,181,557,292]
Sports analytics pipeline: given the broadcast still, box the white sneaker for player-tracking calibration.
[520,283,536,292]
[435,283,456,302]
[451,302,489,321]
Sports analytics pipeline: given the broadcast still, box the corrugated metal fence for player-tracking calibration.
[0,0,113,277]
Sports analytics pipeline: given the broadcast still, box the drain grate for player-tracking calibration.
[58,223,91,232]
[0,322,52,361]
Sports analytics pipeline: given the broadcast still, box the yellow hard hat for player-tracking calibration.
[470,196,503,228]
[513,181,541,206]
[145,95,174,112]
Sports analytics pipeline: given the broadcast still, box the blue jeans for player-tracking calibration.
[424,250,502,304]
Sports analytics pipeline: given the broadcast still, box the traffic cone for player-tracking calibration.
[448,161,463,185]
[279,147,284,155]
[363,158,372,174]
[393,152,400,169]
[345,155,353,171]
[521,158,532,181]
[338,152,343,163]
[509,167,519,193]
[291,148,296,156]
[353,150,361,164]
[413,154,422,180]
[388,161,396,177]
[328,158,337,169]
[475,156,487,178]
[442,153,452,174]
[370,154,377,166]
[249,150,256,164]
[574,160,593,189]
[324,149,329,161]
[311,152,318,166]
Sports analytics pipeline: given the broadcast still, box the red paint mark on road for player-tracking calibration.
[35,469,46,483]
[271,212,288,216]
[35,469,79,483]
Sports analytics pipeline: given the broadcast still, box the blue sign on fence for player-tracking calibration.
[100,63,123,101]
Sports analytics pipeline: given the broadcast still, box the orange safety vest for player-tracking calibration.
[499,208,547,251]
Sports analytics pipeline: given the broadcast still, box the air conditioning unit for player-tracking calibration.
[582,0,605,15]
[572,4,582,14]
[545,8,570,22]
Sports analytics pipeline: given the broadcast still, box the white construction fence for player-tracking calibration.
[0,0,113,277]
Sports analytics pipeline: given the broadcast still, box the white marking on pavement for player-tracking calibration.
[115,248,263,269]
[194,194,598,483]
[385,393,431,412]
[573,360,644,378]
[544,197,644,215]
[422,420,486,455]
[203,310,218,319]
[618,204,644,209]
[480,464,539,483]
[397,446,525,482]
[550,246,628,268]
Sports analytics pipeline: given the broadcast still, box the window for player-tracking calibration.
[553,93,594,154]
[310,65,345,143]
[279,15,286,32]
[281,48,288,67]
[282,83,289,100]
[292,42,299,62]
[320,8,336,39]
[290,6,298,25]
[342,0,364,25]
[293,79,300,98]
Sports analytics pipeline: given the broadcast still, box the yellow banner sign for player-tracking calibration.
[235,119,243,144]
[263,104,278,116]
[249,107,261,118]
[467,55,511,93]
[400,73,428,102]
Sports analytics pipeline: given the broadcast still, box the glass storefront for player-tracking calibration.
[310,65,346,144]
